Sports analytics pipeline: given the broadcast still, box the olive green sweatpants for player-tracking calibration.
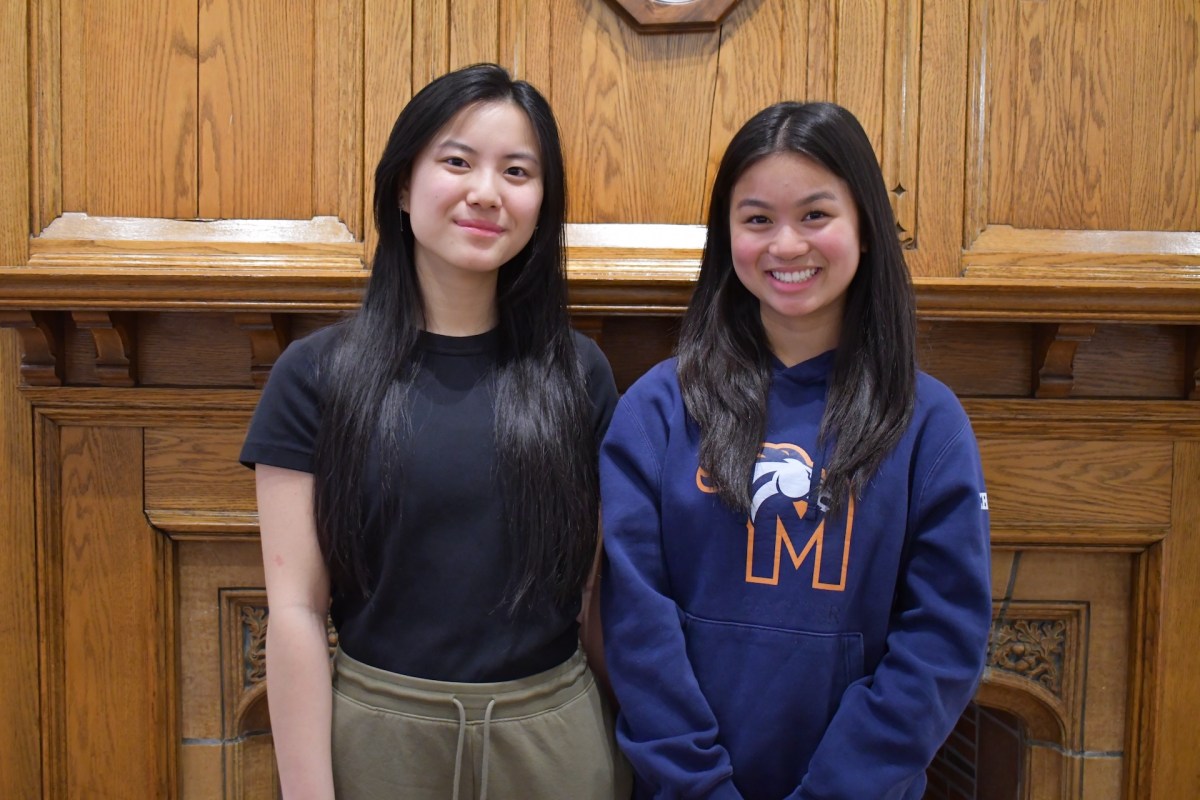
[331,647,631,800]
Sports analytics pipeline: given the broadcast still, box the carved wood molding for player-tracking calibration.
[982,602,1087,750]
[1033,323,1096,398]
[72,311,136,386]
[605,0,742,32]
[234,313,292,388]
[0,310,62,386]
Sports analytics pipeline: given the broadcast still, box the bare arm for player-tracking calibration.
[257,464,335,800]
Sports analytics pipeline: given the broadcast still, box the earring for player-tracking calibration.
[398,205,405,232]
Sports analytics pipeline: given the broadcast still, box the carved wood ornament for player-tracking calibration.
[605,0,743,32]
[72,311,137,386]
[0,310,62,386]
[1033,322,1096,398]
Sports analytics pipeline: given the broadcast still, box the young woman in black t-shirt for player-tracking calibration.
[242,63,628,800]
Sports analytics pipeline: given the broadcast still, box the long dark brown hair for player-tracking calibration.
[312,64,596,610]
[677,101,916,513]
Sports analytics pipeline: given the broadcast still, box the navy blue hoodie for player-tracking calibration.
[600,352,991,799]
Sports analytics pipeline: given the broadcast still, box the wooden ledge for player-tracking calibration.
[0,219,1197,322]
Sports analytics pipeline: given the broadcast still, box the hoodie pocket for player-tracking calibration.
[681,612,865,795]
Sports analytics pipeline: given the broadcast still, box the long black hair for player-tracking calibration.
[312,63,596,609]
[677,101,916,513]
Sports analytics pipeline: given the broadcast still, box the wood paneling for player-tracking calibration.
[145,425,257,516]
[1149,442,1200,796]
[59,426,171,797]
[1,0,29,263]
[198,0,315,219]
[363,0,414,260]
[983,0,1199,232]
[980,439,1172,527]
[451,0,499,68]
[65,0,197,218]
[0,333,41,799]
[314,0,364,236]
[553,0,720,223]
[704,0,810,197]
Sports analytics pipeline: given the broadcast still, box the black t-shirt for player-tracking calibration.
[240,324,618,682]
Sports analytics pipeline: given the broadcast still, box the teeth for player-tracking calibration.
[771,268,817,283]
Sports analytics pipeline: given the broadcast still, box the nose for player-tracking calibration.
[467,171,501,208]
[768,225,810,259]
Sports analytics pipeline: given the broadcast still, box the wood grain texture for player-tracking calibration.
[986,0,1198,232]
[1128,0,1199,232]
[500,0,552,88]
[554,0,719,223]
[905,0,968,277]
[314,0,364,238]
[363,0,414,262]
[979,439,1172,527]
[1148,442,1200,797]
[0,0,29,263]
[144,425,258,516]
[412,0,450,92]
[0,334,42,800]
[72,0,197,217]
[60,426,169,798]
[835,0,886,153]
[451,0,499,68]
[28,0,58,235]
[198,0,315,219]
[704,0,809,201]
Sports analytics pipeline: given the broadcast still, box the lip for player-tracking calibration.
[456,219,505,235]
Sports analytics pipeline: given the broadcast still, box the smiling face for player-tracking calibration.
[400,101,544,291]
[728,151,862,365]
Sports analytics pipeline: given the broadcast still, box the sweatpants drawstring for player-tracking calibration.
[450,696,467,800]
[479,698,496,800]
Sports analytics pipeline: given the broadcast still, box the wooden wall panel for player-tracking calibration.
[704,0,810,201]
[553,0,720,223]
[979,439,1172,527]
[451,0,499,67]
[198,0,315,219]
[59,426,170,798]
[363,0,414,259]
[412,0,451,92]
[145,426,257,516]
[985,0,1199,232]
[64,0,197,218]
[313,0,364,236]
[1,0,30,263]
[0,334,40,799]
[1149,442,1200,797]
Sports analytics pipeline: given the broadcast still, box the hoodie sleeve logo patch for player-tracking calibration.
[698,442,855,590]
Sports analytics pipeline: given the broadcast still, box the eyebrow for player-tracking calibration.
[436,139,540,163]
[735,190,838,210]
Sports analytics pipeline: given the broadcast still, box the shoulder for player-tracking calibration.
[270,322,345,388]
[610,358,684,434]
[904,371,984,492]
[570,329,614,389]
[620,357,681,404]
[912,371,971,435]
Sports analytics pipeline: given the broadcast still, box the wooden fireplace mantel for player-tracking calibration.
[1,219,1199,799]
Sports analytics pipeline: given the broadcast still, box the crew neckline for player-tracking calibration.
[770,348,836,383]
[418,327,500,356]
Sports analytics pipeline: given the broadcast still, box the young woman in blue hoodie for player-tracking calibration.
[600,102,993,799]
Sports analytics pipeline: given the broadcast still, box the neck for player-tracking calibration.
[417,267,500,336]
[762,315,840,368]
